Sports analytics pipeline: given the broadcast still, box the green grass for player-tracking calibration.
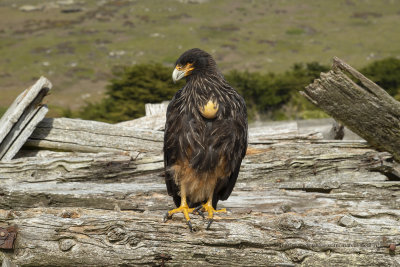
[0,0,399,112]
[0,106,7,118]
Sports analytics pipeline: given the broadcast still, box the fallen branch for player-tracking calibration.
[301,57,400,161]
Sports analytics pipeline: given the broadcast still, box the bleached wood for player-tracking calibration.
[117,102,169,130]
[117,113,166,131]
[0,77,51,161]
[144,102,169,116]
[0,77,51,142]
[1,105,48,161]
[301,57,400,161]
[24,117,164,154]
[0,139,399,266]
[25,118,323,154]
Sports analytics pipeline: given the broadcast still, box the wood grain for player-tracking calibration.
[0,77,51,161]
[1,139,399,266]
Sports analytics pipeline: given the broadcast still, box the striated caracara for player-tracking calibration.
[163,48,248,231]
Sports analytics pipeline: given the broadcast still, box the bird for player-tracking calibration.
[163,48,248,231]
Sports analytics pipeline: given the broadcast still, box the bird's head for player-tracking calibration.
[172,48,216,83]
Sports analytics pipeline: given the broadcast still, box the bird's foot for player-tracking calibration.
[163,204,195,231]
[200,202,227,230]
[193,205,205,219]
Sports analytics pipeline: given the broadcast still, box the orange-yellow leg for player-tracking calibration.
[163,187,194,231]
[201,197,227,229]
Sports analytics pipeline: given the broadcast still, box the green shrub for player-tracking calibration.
[360,57,400,99]
[74,58,400,123]
[0,106,7,118]
[226,61,329,120]
[77,63,183,123]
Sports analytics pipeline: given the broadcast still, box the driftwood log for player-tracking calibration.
[301,57,400,161]
[117,102,169,130]
[23,118,322,155]
[24,117,164,156]
[0,77,51,161]
[1,136,400,266]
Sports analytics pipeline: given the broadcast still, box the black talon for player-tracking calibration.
[187,220,193,232]
[193,205,205,219]
[163,212,172,223]
[206,219,214,230]
[193,205,202,212]
[197,210,205,219]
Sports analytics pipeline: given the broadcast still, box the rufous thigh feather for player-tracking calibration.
[171,157,229,204]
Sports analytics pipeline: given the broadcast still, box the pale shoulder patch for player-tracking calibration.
[199,100,218,119]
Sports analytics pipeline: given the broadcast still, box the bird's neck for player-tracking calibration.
[181,72,230,110]
[185,71,226,89]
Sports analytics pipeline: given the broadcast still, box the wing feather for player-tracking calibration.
[164,90,183,207]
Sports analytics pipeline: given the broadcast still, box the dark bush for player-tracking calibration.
[74,58,400,123]
[360,57,400,98]
[225,62,329,119]
[77,63,183,123]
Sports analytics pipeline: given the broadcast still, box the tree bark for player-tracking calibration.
[1,138,400,266]
[301,57,400,161]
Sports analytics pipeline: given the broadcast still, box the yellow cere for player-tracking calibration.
[176,63,194,76]
[200,100,218,119]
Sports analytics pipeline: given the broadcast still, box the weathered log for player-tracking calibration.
[144,102,169,116]
[0,77,51,161]
[1,141,399,212]
[1,139,400,266]
[24,118,322,155]
[326,120,344,140]
[117,102,169,130]
[117,113,166,131]
[24,117,164,155]
[301,57,400,161]
[248,121,322,143]
[0,105,48,161]
[1,206,399,267]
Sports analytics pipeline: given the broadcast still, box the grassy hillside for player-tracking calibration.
[0,0,399,116]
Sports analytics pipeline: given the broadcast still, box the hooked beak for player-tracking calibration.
[172,68,185,83]
[172,63,194,83]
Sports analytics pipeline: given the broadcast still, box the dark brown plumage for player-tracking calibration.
[163,48,248,230]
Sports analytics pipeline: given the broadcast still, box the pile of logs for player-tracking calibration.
[0,58,399,266]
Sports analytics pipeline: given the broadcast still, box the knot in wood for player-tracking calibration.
[277,215,303,231]
[59,239,76,252]
[107,225,126,243]
[0,226,16,249]
[338,215,356,227]
[60,210,80,219]
[127,235,141,247]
